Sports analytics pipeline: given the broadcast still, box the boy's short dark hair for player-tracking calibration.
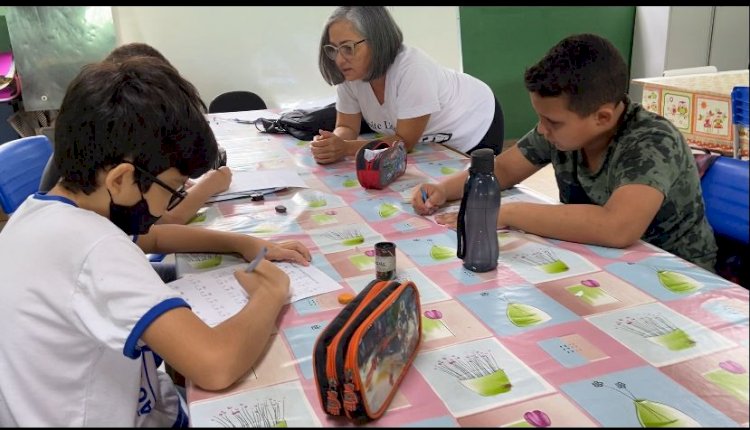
[104,42,207,113]
[524,33,628,117]
[54,56,218,194]
[105,42,171,66]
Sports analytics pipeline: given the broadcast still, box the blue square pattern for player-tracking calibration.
[561,365,736,427]
[605,255,735,301]
[281,320,330,380]
[457,284,580,336]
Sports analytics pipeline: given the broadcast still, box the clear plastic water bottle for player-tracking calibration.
[457,148,500,272]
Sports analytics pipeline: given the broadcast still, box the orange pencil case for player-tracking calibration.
[312,279,422,423]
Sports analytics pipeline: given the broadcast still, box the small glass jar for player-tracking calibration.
[375,241,396,280]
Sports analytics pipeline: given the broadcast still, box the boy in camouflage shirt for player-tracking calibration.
[412,33,717,272]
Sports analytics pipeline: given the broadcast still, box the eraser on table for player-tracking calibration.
[337,293,355,304]
[275,205,287,214]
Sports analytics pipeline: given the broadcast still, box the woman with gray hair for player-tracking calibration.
[311,6,504,164]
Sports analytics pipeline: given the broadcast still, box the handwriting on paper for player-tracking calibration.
[167,263,342,327]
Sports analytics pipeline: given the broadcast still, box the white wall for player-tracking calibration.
[629,6,671,102]
[710,6,750,71]
[112,6,461,110]
[663,6,714,70]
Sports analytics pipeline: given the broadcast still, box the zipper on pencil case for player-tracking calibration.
[347,282,423,420]
[313,278,382,416]
[326,280,391,400]
[343,282,410,421]
[334,280,402,419]
[321,279,390,415]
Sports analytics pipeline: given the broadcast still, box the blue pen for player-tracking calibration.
[245,247,268,273]
[420,187,428,204]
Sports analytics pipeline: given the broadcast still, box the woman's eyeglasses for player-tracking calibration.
[323,39,367,60]
[125,162,187,211]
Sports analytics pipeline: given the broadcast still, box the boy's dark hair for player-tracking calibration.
[105,42,171,65]
[524,33,628,117]
[54,56,218,195]
[104,42,207,112]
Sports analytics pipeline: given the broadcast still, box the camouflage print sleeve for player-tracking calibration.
[516,128,552,166]
[610,131,681,197]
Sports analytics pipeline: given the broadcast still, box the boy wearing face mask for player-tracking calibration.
[0,57,310,426]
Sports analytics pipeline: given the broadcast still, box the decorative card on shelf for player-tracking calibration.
[642,86,661,114]
[694,95,731,139]
[662,90,693,133]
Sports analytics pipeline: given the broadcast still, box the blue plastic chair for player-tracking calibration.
[0,135,54,214]
[731,86,748,159]
[148,253,166,262]
[701,156,749,244]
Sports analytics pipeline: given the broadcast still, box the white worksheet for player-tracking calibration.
[167,262,342,327]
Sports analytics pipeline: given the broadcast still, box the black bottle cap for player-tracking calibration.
[470,148,495,174]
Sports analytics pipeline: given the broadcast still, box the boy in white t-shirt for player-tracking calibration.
[311,6,504,164]
[0,57,310,426]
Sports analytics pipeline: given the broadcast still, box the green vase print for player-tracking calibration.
[349,254,375,271]
[251,223,280,234]
[538,260,569,274]
[342,178,358,188]
[566,281,618,306]
[311,213,336,224]
[296,139,308,146]
[429,244,455,261]
[647,328,696,351]
[187,211,207,224]
[421,316,443,333]
[656,270,703,294]
[634,399,699,427]
[274,420,288,427]
[378,202,399,218]
[421,311,453,341]
[460,369,513,396]
[189,254,222,270]
[616,314,695,351]
[435,350,512,397]
[326,229,365,246]
[514,248,569,274]
[506,302,551,327]
[343,236,364,246]
[704,368,749,402]
[440,166,457,175]
[592,380,699,428]
[308,198,327,208]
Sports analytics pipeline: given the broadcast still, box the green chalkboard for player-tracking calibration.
[0,14,11,53]
[460,6,635,140]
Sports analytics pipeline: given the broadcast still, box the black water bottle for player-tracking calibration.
[457,148,500,272]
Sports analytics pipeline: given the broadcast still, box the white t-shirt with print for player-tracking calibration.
[336,45,496,153]
[0,194,188,427]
